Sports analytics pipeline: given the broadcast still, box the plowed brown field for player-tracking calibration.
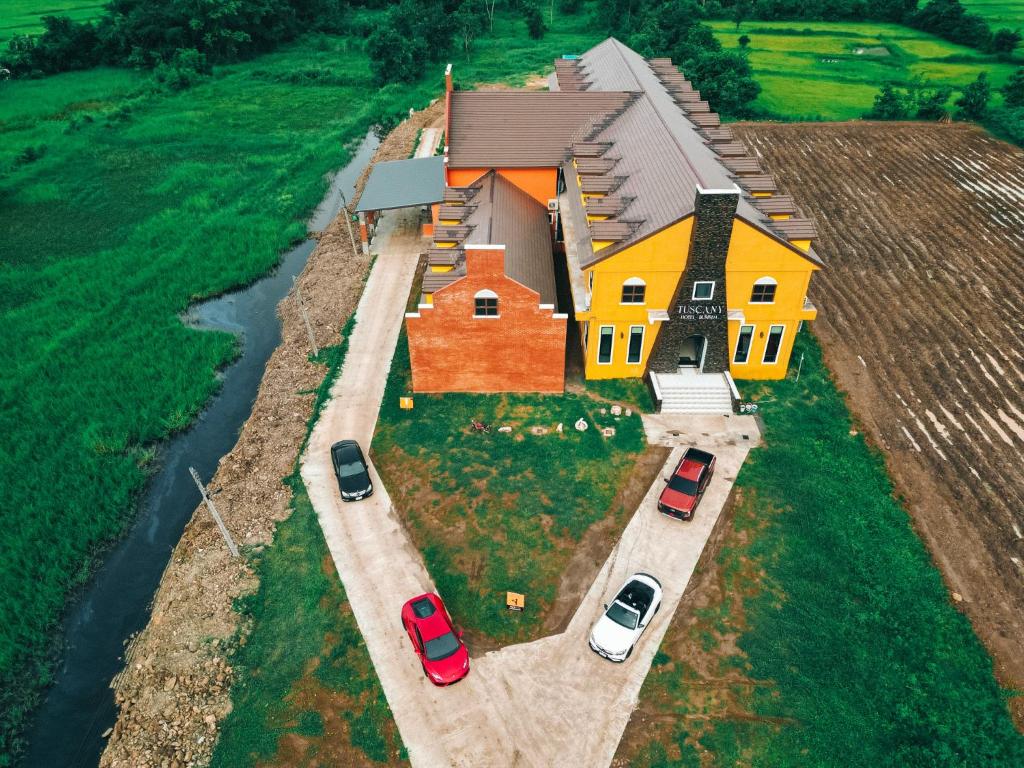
[733,121,1024,712]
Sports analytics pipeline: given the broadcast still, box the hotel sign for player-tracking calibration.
[677,303,725,322]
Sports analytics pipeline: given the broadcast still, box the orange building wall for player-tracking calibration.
[406,247,566,393]
[445,167,558,206]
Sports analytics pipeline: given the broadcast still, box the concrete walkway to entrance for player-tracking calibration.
[301,206,761,766]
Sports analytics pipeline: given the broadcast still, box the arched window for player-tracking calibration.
[474,289,499,317]
[621,277,646,304]
[750,277,777,304]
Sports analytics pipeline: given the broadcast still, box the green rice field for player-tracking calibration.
[960,0,1024,27]
[0,0,106,43]
[711,20,1023,120]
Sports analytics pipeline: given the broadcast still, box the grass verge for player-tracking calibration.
[210,318,407,768]
[371,333,650,646]
[617,329,1024,766]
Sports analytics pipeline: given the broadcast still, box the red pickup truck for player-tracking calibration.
[657,448,716,520]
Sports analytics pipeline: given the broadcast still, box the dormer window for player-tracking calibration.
[621,277,646,304]
[474,289,499,317]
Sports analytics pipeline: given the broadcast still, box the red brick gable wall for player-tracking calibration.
[406,247,566,393]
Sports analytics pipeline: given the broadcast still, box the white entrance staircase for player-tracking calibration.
[650,371,736,414]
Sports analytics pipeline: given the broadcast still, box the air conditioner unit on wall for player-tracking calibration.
[547,199,558,211]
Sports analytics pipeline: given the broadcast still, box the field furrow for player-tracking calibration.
[735,121,1024,707]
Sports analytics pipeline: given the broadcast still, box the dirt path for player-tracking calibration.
[301,216,762,767]
[100,103,443,768]
[732,121,1024,724]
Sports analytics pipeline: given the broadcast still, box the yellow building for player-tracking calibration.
[554,40,821,401]
[421,38,823,410]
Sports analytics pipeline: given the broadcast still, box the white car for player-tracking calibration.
[588,573,663,662]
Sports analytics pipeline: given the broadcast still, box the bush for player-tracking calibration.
[366,0,453,84]
[1002,67,1024,108]
[866,83,911,119]
[152,48,210,92]
[956,71,991,120]
[524,1,546,39]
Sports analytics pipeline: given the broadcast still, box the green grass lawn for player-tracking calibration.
[961,0,1024,27]
[620,330,1024,767]
[371,335,651,646]
[211,318,408,768]
[0,10,604,761]
[710,20,1022,120]
[0,0,105,43]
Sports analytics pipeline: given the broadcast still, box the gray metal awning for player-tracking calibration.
[354,155,445,212]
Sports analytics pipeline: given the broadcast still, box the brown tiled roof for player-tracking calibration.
[575,157,619,175]
[769,217,818,239]
[572,142,612,157]
[751,195,797,215]
[580,175,625,194]
[737,175,778,194]
[426,247,464,267]
[713,142,749,157]
[425,173,557,306]
[443,186,477,204]
[589,220,639,241]
[722,157,763,175]
[585,195,632,216]
[702,127,734,142]
[446,91,634,168]
[464,173,558,305]
[434,225,472,241]
[554,59,589,91]
[437,205,472,221]
[567,38,821,266]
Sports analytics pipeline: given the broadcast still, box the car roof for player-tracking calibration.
[677,457,704,481]
[406,594,451,641]
[616,578,655,612]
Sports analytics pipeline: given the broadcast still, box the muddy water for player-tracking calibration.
[21,131,378,768]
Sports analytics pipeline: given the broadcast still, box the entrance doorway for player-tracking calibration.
[678,335,706,373]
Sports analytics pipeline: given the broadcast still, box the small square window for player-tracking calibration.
[692,281,715,301]
[750,283,777,304]
[621,284,646,304]
[474,297,498,316]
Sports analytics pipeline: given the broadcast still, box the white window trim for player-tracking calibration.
[626,324,645,365]
[762,324,785,364]
[473,289,499,318]
[750,276,777,305]
[597,325,614,365]
[692,280,715,301]
[733,324,755,364]
[583,322,589,352]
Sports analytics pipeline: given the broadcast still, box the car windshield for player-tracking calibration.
[337,460,364,478]
[423,631,461,661]
[668,474,699,496]
[606,601,639,630]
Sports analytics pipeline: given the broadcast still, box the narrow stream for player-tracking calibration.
[22,131,379,768]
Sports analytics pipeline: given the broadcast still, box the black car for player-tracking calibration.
[331,440,373,501]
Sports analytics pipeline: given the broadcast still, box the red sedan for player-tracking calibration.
[400,593,470,686]
[657,448,716,520]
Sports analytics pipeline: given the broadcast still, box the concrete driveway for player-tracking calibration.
[301,207,760,767]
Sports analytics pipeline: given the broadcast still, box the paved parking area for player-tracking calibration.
[301,207,761,766]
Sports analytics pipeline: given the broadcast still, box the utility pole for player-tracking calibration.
[189,467,238,557]
[795,352,805,383]
[292,276,319,358]
[339,191,359,258]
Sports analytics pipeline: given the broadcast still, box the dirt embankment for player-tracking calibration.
[101,100,443,768]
